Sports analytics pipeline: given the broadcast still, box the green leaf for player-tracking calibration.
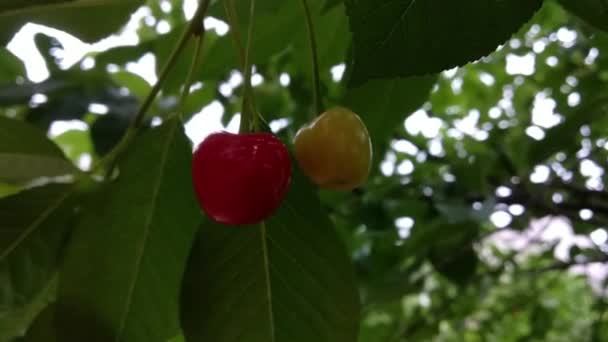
[528,97,608,166]
[56,118,201,342]
[0,184,74,341]
[292,1,351,79]
[152,0,347,93]
[401,221,480,261]
[21,303,57,342]
[0,182,22,198]
[180,171,361,342]
[435,199,495,224]
[207,0,282,21]
[0,78,72,107]
[344,75,436,167]
[152,27,205,94]
[344,0,542,84]
[90,111,131,156]
[0,0,144,45]
[0,0,69,12]
[0,117,77,184]
[558,0,608,31]
[323,0,343,13]
[52,129,94,165]
[429,245,478,287]
[0,48,25,83]
[110,71,151,101]
[182,83,216,119]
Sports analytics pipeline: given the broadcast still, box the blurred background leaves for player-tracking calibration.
[1,0,608,340]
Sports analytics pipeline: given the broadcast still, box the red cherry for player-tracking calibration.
[191,131,292,225]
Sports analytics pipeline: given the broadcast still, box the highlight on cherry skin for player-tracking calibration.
[191,131,292,225]
[294,106,372,191]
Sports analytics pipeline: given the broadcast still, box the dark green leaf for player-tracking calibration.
[0,0,70,12]
[344,0,542,84]
[56,118,201,342]
[90,112,131,156]
[559,0,608,31]
[430,245,478,286]
[402,221,480,260]
[0,0,143,45]
[180,171,360,342]
[0,117,77,184]
[0,184,74,340]
[0,79,72,107]
[25,92,89,129]
[33,33,63,74]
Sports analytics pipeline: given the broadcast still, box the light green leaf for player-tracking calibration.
[0,182,21,198]
[180,171,361,342]
[167,335,185,342]
[323,0,343,13]
[292,1,351,79]
[0,0,144,45]
[344,0,543,84]
[182,83,216,119]
[0,48,25,83]
[0,117,77,184]
[110,71,151,101]
[344,75,436,167]
[21,303,57,342]
[156,2,297,91]
[52,129,94,165]
[56,118,202,342]
[0,184,74,341]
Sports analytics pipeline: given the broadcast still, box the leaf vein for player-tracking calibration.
[260,222,276,342]
[381,0,417,47]
[0,189,71,261]
[115,121,178,341]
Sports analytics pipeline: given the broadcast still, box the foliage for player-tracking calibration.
[1,0,608,341]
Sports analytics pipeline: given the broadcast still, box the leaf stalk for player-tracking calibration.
[300,0,324,116]
[93,0,211,177]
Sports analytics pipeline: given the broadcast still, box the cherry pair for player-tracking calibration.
[191,107,372,225]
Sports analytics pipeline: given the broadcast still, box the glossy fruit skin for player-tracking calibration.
[294,107,372,190]
[192,132,292,225]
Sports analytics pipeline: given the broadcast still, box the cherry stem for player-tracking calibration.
[300,0,324,116]
[224,0,260,132]
[238,0,258,134]
[93,0,211,178]
[224,0,246,68]
[178,27,207,114]
[131,0,210,128]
